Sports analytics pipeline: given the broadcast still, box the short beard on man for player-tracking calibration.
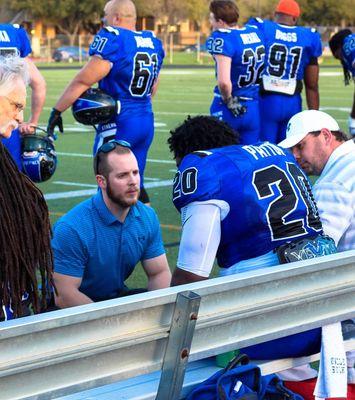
[106,176,140,208]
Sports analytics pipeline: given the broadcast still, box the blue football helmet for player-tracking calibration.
[21,133,57,182]
[72,88,117,125]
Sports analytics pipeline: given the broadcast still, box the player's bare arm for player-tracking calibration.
[55,56,111,113]
[171,268,208,286]
[304,64,319,110]
[215,55,232,102]
[20,58,46,134]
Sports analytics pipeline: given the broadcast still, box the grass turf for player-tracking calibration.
[31,65,353,288]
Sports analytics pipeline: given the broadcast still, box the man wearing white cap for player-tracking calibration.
[279,109,354,253]
[279,109,355,388]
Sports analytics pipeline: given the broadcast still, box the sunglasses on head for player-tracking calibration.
[94,139,131,174]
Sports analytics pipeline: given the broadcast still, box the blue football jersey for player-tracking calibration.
[173,143,323,268]
[247,18,321,94]
[89,26,164,114]
[0,24,31,57]
[342,33,355,77]
[206,26,265,99]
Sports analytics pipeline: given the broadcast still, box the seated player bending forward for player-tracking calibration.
[168,116,349,398]
[168,115,335,286]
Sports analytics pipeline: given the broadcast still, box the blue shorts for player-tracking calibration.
[242,328,321,359]
[94,112,154,187]
[210,96,260,145]
[2,128,22,170]
[259,93,302,144]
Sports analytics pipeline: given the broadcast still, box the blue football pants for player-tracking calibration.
[259,93,302,144]
[210,97,260,145]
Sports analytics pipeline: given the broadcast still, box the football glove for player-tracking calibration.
[47,108,63,140]
[225,96,247,117]
[348,116,355,137]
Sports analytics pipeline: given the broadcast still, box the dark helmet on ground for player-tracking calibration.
[72,88,117,125]
[22,133,57,182]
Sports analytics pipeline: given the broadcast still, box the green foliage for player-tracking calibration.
[7,0,355,37]
[185,0,209,28]
[299,0,355,26]
[10,0,105,37]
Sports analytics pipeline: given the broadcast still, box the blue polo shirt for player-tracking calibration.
[52,191,165,302]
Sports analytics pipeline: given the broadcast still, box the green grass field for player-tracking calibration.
[31,64,353,287]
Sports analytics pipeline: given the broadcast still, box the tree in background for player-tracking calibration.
[185,0,209,30]
[5,0,355,46]
[9,0,106,45]
[299,0,354,27]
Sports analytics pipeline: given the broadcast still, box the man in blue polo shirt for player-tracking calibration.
[51,141,171,307]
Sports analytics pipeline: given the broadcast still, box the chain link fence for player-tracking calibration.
[32,27,354,63]
[33,32,210,64]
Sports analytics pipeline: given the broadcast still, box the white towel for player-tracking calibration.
[314,322,347,399]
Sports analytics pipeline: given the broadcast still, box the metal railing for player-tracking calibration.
[0,250,354,399]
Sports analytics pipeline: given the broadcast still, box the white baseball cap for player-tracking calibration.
[278,110,340,148]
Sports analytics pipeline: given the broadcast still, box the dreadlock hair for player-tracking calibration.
[0,141,53,319]
[168,115,239,161]
[329,29,353,85]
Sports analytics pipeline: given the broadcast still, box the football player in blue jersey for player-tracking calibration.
[0,24,46,169]
[168,115,337,362]
[247,0,322,144]
[207,0,265,144]
[329,29,355,137]
[47,0,165,203]
[168,115,335,285]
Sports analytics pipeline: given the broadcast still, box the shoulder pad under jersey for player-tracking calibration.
[217,28,232,33]
[104,26,120,35]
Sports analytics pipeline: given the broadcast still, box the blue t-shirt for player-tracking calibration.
[89,26,164,117]
[342,33,355,77]
[173,143,323,268]
[52,191,165,302]
[247,18,321,88]
[206,26,265,99]
[0,23,31,57]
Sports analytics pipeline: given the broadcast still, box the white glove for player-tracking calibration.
[348,116,355,137]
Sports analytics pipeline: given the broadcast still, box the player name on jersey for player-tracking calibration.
[134,36,154,49]
[275,29,297,42]
[240,32,262,45]
[242,142,286,160]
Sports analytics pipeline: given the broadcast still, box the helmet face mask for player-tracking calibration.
[72,88,118,125]
[21,134,57,183]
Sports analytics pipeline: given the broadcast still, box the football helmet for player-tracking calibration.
[72,88,117,125]
[21,133,57,182]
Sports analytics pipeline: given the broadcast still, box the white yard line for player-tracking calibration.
[53,177,159,188]
[320,107,351,113]
[53,181,97,188]
[56,152,176,164]
[45,179,172,201]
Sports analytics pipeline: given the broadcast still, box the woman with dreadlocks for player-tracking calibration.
[0,56,53,320]
[329,29,355,137]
